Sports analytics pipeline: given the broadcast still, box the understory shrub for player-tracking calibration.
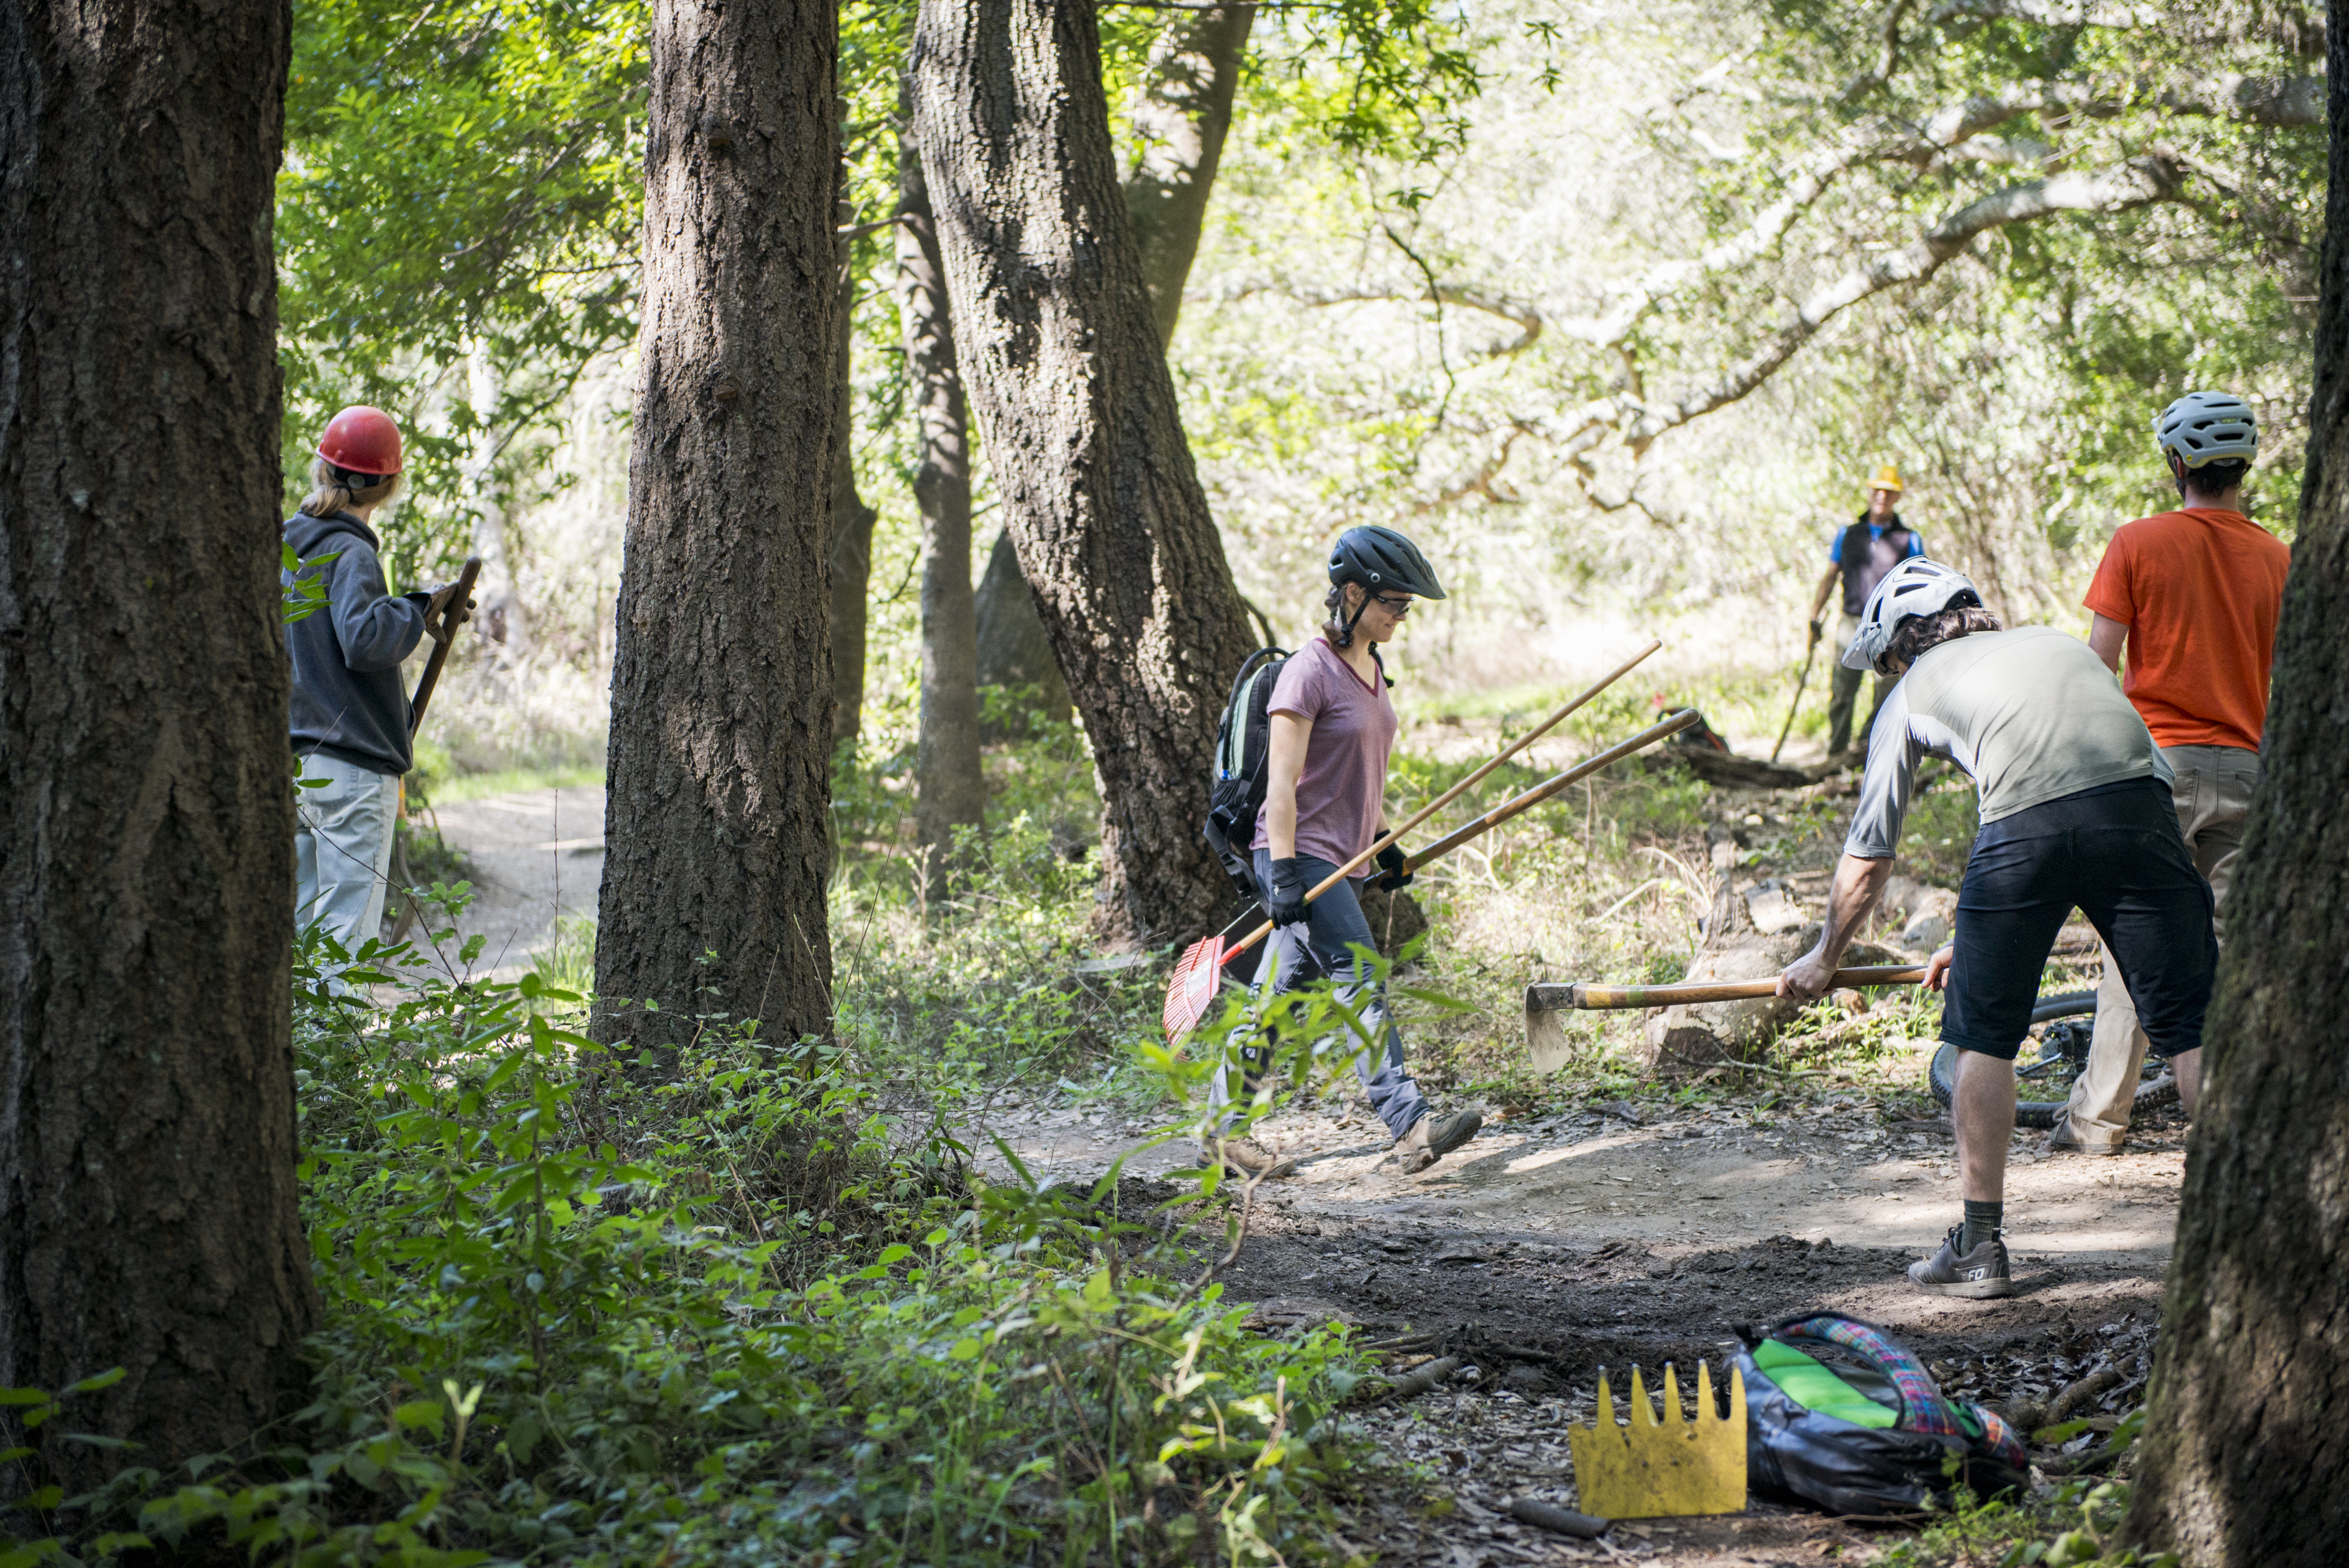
[1,898,1370,1567]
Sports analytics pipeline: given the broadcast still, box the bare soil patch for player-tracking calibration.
[975,1084,2188,1563]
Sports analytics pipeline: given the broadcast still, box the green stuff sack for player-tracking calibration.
[1735,1314,2027,1516]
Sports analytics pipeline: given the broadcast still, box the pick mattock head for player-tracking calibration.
[1567,1361,1747,1520]
[1524,983,1576,1073]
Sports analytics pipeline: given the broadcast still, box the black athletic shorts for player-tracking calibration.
[1942,776,2215,1062]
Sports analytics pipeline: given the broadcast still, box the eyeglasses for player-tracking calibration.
[1373,594,1413,615]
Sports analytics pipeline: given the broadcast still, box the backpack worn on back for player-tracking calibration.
[1736,1313,2027,1516]
[1203,647,1289,904]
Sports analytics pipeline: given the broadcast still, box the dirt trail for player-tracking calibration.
[973,1078,2186,1563]
[419,784,604,974]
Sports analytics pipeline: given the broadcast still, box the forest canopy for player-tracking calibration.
[276,0,2321,717]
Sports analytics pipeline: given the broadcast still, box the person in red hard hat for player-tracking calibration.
[284,407,469,982]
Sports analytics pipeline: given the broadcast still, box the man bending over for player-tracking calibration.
[1775,559,2215,1299]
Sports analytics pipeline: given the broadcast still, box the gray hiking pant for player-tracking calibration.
[1208,851,1430,1141]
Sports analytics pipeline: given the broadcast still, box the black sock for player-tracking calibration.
[1962,1200,2003,1253]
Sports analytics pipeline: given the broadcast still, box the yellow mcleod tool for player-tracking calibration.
[1568,1362,1747,1520]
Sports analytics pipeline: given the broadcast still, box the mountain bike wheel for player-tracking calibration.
[1927,991,2178,1130]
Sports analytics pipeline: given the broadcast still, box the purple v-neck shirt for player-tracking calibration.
[1251,637,1398,875]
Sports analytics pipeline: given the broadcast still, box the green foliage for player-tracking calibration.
[1,889,1368,1565]
[281,0,646,573]
[1895,763,1984,889]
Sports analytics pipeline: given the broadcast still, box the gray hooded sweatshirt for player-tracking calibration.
[283,510,432,775]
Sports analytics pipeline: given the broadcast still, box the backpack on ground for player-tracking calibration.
[1203,647,1289,904]
[1735,1312,2027,1516]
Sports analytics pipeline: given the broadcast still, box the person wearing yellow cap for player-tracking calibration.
[1806,464,1927,758]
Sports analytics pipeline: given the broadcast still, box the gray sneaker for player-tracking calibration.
[1908,1225,2013,1299]
[1201,1135,1297,1179]
[1395,1107,1484,1174]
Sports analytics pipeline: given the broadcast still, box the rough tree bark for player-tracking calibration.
[1123,3,1253,348]
[911,0,1257,944]
[972,5,1250,729]
[829,253,878,748]
[596,0,837,1052]
[895,117,988,885]
[0,0,318,1488]
[2121,25,2349,1563]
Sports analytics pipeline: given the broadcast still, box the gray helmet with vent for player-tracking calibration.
[2155,391,2258,469]
[1843,557,1983,673]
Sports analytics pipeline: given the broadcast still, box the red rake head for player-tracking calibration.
[1163,932,1227,1045]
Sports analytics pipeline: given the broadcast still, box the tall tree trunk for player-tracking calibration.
[596,0,837,1054]
[2120,25,2349,1562]
[970,7,1250,727]
[1123,3,1253,348]
[975,527,1073,734]
[896,116,987,887]
[829,234,878,748]
[0,0,317,1488]
[910,0,1257,945]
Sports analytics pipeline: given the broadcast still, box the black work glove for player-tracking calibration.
[1807,618,1824,645]
[1265,857,1310,928]
[1373,842,1414,892]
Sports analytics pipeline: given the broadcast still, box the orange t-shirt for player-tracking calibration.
[2082,508,2289,752]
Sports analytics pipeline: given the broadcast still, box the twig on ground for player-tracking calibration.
[1363,1355,1462,1404]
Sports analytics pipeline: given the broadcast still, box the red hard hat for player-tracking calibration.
[316,405,403,476]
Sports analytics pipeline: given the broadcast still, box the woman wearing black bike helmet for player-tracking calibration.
[1222,526,1483,1176]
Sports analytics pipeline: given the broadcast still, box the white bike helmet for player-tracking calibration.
[1843,557,1984,673]
[2155,391,2258,468]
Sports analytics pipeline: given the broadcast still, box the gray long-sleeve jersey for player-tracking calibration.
[284,510,431,775]
[1845,626,2168,860]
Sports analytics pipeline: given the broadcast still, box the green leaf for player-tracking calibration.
[948,1338,983,1362]
[392,1398,446,1434]
[65,1366,127,1394]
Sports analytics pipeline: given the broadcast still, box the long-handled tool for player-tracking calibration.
[1163,698,1701,1045]
[1524,964,1926,1073]
[387,557,481,942]
[407,556,482,740]
[1161,639,1666,1045]
[1768,621,1822,765]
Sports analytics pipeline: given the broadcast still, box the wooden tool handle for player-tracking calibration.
[1526,964,1927,1012]
[1218,640,1663,968]
[407,556,482,741]
[1408,709,1700,868]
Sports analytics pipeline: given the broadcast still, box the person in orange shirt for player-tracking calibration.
[2053,390,2290,1152]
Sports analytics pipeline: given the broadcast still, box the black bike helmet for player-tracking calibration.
[1328,525,1447,600]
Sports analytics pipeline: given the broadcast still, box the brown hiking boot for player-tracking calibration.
[1201,1135,1297,1180]
[1394,1107,1483,1174]
[2042,1127,2123,1158]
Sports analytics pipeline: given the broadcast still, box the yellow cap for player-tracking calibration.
[1867,463,1903,494]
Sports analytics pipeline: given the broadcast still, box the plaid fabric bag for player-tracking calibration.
[1734,1312,2029,1515]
